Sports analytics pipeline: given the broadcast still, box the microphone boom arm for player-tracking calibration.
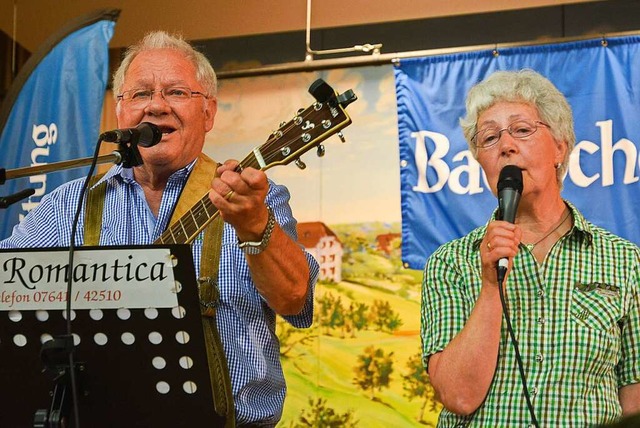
[0,151,123,185]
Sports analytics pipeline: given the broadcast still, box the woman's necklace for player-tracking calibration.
[525,210,572,249]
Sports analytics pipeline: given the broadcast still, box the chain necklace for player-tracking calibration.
[526,210,571,249]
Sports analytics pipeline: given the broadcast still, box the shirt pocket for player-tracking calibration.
[570,284,621,332]
[569,284,622,382]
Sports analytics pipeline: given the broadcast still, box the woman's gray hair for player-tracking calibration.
[112,31,217,99]
[460,69,575,186]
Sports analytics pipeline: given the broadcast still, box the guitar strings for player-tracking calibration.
[160,103,325,244]
[162,196,218,244]
[260,104,319,165]
[262,108,315,160]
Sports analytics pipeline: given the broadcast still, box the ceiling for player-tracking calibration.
[1,0,602,52]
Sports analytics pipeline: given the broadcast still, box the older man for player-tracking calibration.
[1,31,319,427]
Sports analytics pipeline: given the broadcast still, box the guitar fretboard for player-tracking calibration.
[154,151,261,245]
[153,88,354,245]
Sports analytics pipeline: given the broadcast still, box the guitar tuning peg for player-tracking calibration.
[337,131,346,143]
[279,121,286,128]
[317,144,325,157]
[295,158,307,170]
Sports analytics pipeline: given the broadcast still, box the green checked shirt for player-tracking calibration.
[421,202,640,427]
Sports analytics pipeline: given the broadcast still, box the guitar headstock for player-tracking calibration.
[252,79,357,170]
[157,80,355,246]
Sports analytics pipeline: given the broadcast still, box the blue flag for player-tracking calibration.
[395,36,640,269]
[0,9,119,239]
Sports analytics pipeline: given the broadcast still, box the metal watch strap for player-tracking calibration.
[237,206,275,255]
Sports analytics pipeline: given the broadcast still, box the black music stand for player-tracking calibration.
[0,244,225,427]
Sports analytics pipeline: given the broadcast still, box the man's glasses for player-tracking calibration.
[472,120,550,149]
[117,86,208,107]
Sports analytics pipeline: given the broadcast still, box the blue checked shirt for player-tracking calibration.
[0,159,319,427]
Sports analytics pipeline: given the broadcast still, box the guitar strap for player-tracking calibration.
[84,173,107,244]
[84,153,235,427]
[168,153,235,427]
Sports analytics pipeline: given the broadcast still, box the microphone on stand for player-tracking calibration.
[496,165,523,283]
[100,122,162,147]
[0,188,36,209]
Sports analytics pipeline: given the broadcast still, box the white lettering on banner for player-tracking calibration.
[411,131,450,193]
[19,123,57,221]
[411,120,639,194]
[410,131,485,195]
[569,139,599,187]
[448,150,484,195]
[570,120,639,187]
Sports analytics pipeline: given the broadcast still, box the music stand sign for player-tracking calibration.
[0,244,224,427]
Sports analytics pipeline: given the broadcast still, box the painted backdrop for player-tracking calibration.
[207,67,435,426]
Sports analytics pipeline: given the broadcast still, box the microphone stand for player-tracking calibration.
[0,152,122,184]
[0,142,143,209]
[0,141,142,428]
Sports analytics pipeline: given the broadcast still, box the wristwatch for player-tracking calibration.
[237,206,276,255]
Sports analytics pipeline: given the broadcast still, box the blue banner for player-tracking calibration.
[0,9,119,239]
[396,36,640,269]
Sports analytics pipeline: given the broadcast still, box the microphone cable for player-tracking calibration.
[497,274,540,428]
[63,135,104,428]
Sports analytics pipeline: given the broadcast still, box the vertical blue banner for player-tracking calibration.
[396,36,640,269]
[0,9,119,239]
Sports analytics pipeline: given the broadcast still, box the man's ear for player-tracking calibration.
[204,97,217,132]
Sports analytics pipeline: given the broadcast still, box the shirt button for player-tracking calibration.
[530,386,538,395]
[535,353,544,362]
[537,317,545,324]
[537,289,545,297]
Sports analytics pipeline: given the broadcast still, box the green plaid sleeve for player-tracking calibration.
[617,252,640,387]
[421,239,479,372]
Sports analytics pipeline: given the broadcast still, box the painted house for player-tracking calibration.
[376,232,401,255]
[297,222,343,283]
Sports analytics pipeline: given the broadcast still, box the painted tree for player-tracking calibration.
[277,321,316,359]
[352,345,394,400]
[368,299,403,333]
[346,301,369,338]
[316,292,347,336]
[401,353,439,424]
[330,295,347,337]
[290,397,358,428]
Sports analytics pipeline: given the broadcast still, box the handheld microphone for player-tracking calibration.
[99,122,162,147]
[496,165,523,283]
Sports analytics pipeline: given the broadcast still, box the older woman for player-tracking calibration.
[421,69,640,427]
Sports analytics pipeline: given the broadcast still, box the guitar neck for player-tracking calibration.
[154,152,262,245]
[154,80,357,245]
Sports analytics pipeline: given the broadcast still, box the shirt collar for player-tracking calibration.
[89,158,199,189]
[471,199,594,250]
